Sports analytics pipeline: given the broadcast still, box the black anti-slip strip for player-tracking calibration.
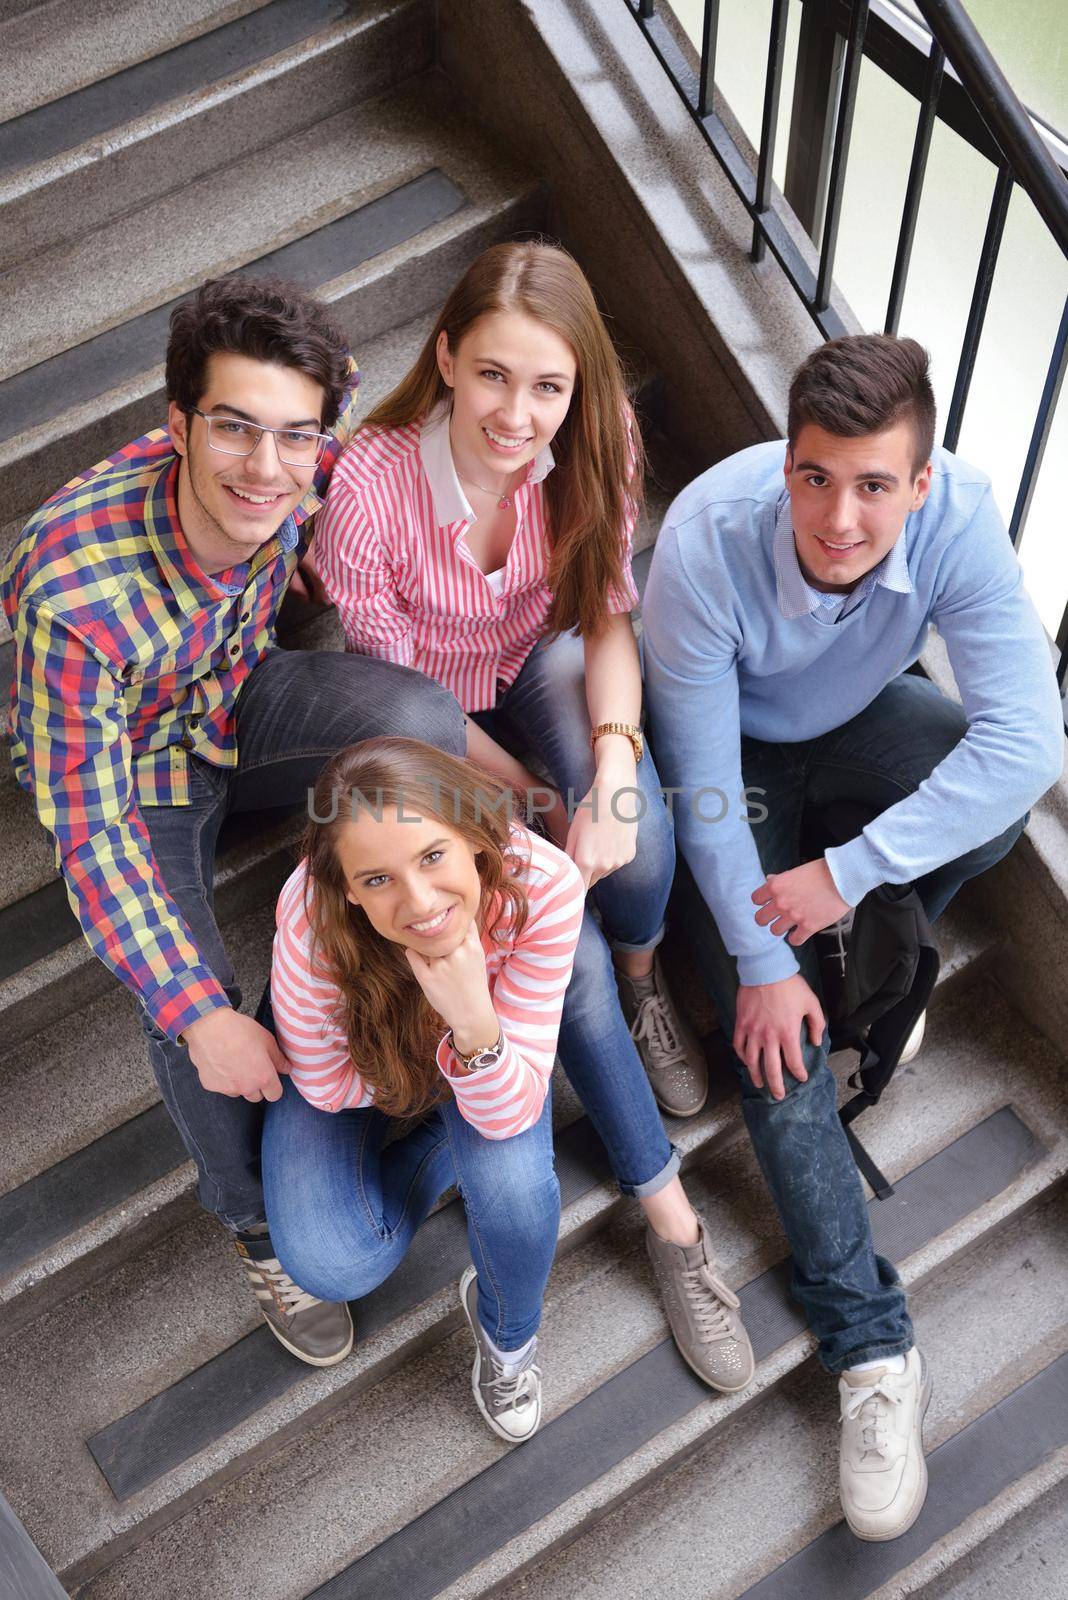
[740,1348,1068,1599]
[307,1106,1041,1600]
[0,168,465,443]
[0,1104,189,1280]
[0,0,352,178]
[86,1110,619,1499]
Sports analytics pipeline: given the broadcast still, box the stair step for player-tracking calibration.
[0,72,546,527]
[0,978,1060,1589]
[55,981,1068,1596]
[0,1,434,272]
[0,0,272,123]
[499,1193,1068,1600]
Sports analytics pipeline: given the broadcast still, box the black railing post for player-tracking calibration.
[784,5,845,245]
[752,0,791,265]
[1010,292,1068,549]
[815,0,870,314]
[698,0,719,117]
[943,163,1014,452]
[886,39,945,335]
[638,0,655,17]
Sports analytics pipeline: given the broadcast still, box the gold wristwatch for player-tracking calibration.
[590,721,644,764]
[449,1030,504,1072]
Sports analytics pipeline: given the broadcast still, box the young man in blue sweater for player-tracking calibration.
[643,333,1064,1541]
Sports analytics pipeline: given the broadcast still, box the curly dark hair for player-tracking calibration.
[165,274,352,428]
[788,334,936,474]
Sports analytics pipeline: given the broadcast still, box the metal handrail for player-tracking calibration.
[622,0,1068,713]
[920,0,1068,258]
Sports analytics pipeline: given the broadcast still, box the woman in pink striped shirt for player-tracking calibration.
[261,738,583,1443]
[312,251,758,1350]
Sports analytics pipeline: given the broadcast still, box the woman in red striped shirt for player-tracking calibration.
[262,738,585,1442]
[314,246,754,1400]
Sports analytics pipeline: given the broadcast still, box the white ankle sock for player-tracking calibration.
[847,1351,908,1376]
[483,1328,536,1375]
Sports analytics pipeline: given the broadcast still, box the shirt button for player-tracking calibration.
[229,641,242,659]
[125,667,144,686]
[241,611,251,624]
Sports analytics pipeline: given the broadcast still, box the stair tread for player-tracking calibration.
[0,980,1062,1582]
[502,1191,1068,1600]
[0,71,533,384]
[0,0,273,125]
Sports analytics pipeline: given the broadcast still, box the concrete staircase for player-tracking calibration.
[1,3,1066,1597]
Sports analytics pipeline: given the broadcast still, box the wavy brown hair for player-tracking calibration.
[301,739,530,1119]
[362,241,644,637]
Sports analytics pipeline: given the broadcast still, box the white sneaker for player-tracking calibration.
[839,1347,931,1540]
[459,1266,542,1444]
[899,1009,926,1066]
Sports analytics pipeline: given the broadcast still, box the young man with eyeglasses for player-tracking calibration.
[643,334,1063,1540]
[1,275,466,1365]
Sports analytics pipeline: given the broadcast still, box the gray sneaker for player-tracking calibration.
[460,1265,542,1443]
[645,1218,755,1393]
[234,1227,353,1367]
[617,952,708,1117]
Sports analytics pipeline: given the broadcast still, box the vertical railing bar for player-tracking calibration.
[885,40,945,334]
[638,0,655,18]
[943,162,1014,452]
[698,0,720,117]
[814,0,870,313]
[1009,291,1068,548]
[751,0,792,264]
[1056,596,1068,691]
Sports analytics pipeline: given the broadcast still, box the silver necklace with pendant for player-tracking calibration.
[458,472,515,511]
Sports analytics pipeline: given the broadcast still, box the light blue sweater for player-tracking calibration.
[643,440,1064,987]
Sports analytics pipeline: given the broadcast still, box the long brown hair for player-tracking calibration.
[362,241,644,637]
[302,738,530,1119]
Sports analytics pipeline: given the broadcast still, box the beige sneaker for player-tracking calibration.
[616,953,708,1117]
[839,1348,931,1540]
[234,1227,354,1367]
[645,1218,754,1393]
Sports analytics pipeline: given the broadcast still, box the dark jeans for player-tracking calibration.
[263,1077,559,1351]
[141,648,467,1230]
[671,673,1027,1372]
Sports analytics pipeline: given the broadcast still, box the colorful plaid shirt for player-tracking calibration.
[1,373,359,1041]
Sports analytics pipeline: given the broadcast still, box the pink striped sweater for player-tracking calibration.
[271,827,585,1138]
[314,402,639,712]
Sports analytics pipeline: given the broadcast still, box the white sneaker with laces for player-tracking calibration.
[459,1265,542,1443]
[839,1347,931,1540]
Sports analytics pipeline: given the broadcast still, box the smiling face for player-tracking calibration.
[168,351,325,573]
[785,420,932,593]
[435,310,577,486]
[335,806,483,955]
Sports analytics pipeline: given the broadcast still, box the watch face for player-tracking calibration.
[469,1048,502,1070]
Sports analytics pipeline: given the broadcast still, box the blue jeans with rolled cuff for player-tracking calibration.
[262,1076,560,1351]
[475,628,680,1199]
[140,647,467,1231]
[666,672,1027,1372]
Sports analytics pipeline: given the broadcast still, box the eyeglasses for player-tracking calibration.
[188,408,331,467]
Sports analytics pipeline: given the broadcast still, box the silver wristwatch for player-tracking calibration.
[450,1030,504,1072]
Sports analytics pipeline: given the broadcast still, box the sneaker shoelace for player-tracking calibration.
[682,1260,742,1342]
[842,1378,903,1460]
[629,989,687,1068]
[484,1351,541,1416]
[244,1255,321,1319]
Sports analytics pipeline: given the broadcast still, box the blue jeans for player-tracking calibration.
[262,1078,560,1350]
[477,628,679,1196]
[140,648,467,1230]
[669,673,1027,1372]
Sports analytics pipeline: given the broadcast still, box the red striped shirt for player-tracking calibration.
[271,826,585,1139]
[315,403,639,712]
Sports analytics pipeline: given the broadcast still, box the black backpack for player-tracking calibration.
[810,801,941,1200]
